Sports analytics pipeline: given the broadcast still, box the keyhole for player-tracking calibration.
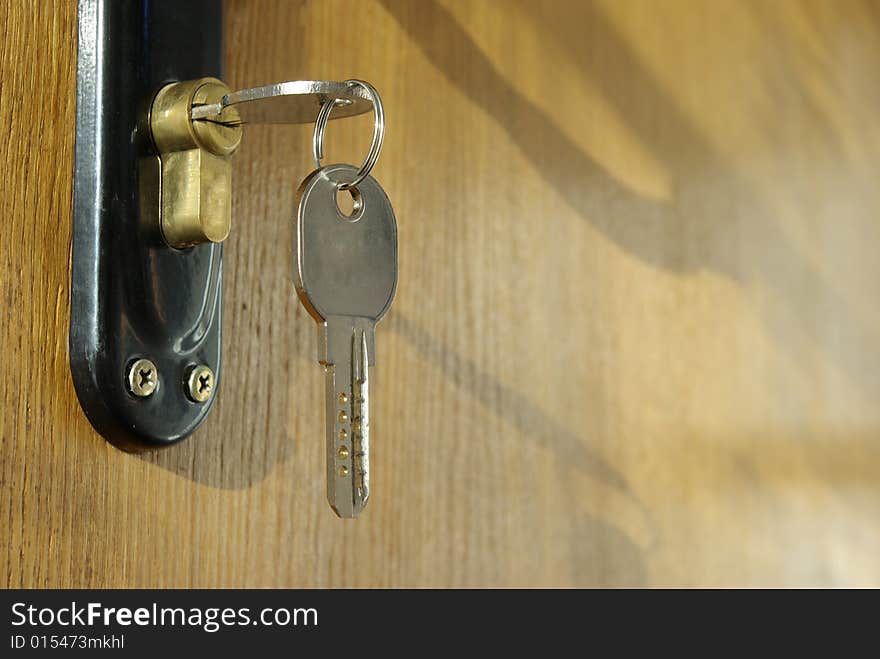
[336,186,362,219]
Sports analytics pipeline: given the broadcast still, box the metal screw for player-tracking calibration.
[127,358,158,397]
[185,364,215,403]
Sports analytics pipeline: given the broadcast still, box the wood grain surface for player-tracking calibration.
[3,0,880,587]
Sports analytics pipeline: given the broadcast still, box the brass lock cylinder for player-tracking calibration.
[150,78,242,248]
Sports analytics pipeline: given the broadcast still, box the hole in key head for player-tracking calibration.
[335,185,362,219]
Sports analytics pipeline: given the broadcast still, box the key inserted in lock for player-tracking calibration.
[149,79,374,248]
[73,0,388,452]
[151,78,242,247]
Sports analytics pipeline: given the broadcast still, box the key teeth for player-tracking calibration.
[351,328,370,515]
[322,322,375,519]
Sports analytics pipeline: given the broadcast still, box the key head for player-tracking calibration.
[294,164,398,324]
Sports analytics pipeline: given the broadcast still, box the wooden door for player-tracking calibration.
[3,0,880,587]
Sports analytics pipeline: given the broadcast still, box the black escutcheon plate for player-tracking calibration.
[70,0,225,450]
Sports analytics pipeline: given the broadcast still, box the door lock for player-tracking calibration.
[150,78,373,248]
[151,78,242,247]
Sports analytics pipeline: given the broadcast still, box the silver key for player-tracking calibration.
[294,163,398,518]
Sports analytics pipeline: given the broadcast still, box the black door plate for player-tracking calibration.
[70,0,225,450]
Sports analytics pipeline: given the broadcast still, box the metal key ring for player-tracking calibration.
[312,79,384,190]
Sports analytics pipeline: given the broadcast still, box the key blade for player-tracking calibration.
[323,321,374,518]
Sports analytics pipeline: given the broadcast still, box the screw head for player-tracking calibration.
[127,358,158,397]
[185,364,215,403]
